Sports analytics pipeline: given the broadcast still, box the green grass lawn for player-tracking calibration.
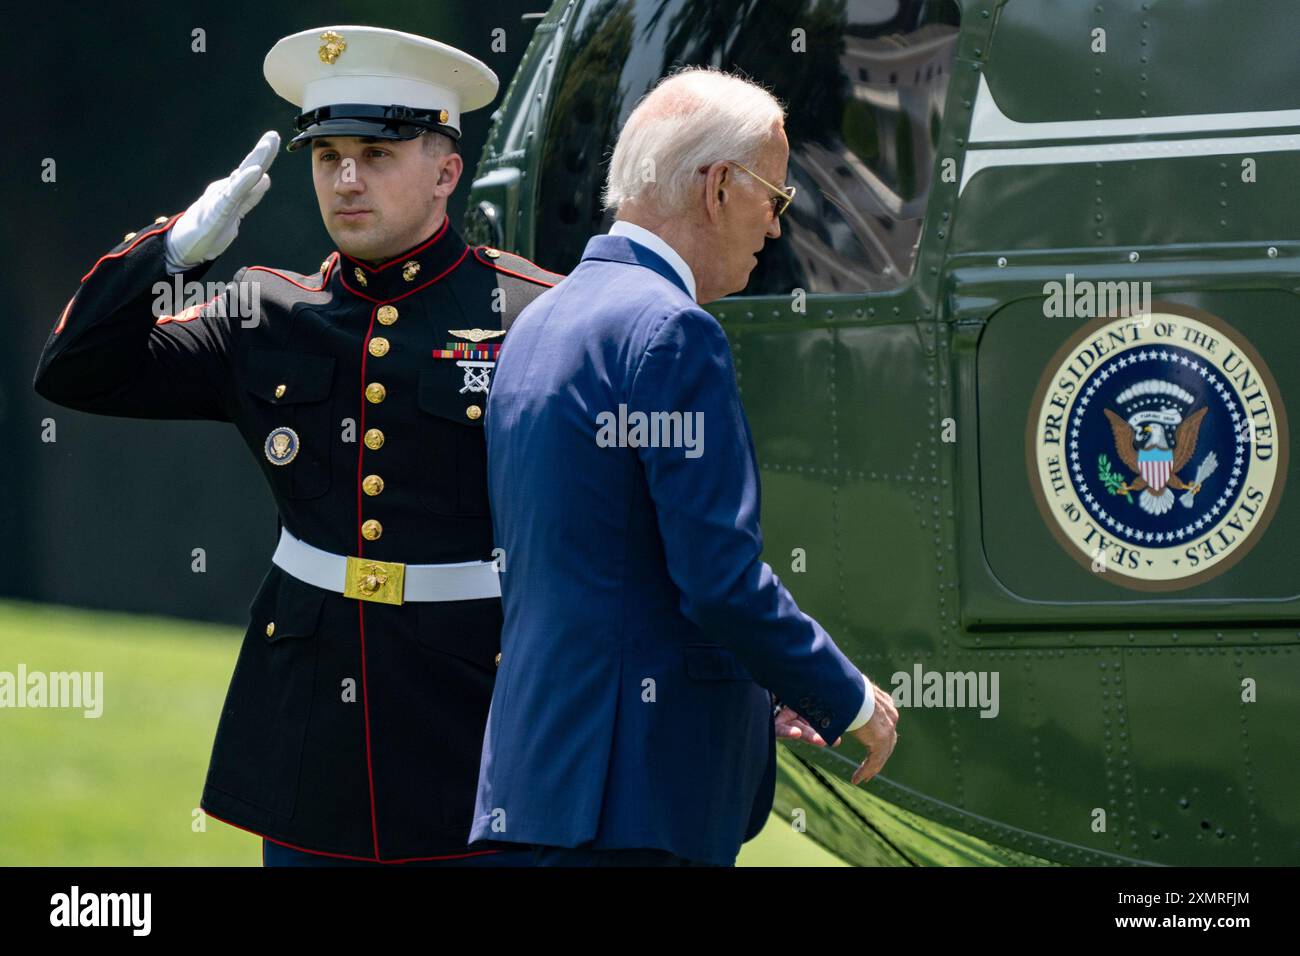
[0,599,843,866]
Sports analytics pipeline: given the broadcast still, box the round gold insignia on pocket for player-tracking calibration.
[263,426,300,465]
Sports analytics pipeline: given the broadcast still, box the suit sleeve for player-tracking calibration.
[628,306,870,744]
[32,215,237,422]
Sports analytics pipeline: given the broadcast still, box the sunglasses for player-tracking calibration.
[699,160,797,218]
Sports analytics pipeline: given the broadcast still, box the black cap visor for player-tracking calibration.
[287,103,459,151]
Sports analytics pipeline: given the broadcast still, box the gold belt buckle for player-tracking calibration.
[344,556,406,606]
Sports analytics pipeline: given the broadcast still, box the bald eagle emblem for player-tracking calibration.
[1100,380,1218,516]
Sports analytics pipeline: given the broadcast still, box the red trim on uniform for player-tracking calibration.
[54,214,183,335]
[153,255,335,327]
[471,247,563,287]
[341,215,449,275]
[339,258,473,860]
[354,301,383,859]
[356,601,382,859]
[245,252,337,293]
[203,808,502,864]
[338,246,470,303]
[155,293,223,326]
[53,295,76,336]
[78,214,182,284]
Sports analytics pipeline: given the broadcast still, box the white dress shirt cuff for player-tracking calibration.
[844,674,875,733]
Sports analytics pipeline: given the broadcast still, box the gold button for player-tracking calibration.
[362,474,384,496]
[484,247,501,259]
[368,337,390,357]
[365,382,386,404]
[154,216,169,224]
[377,305,399,325]
[466,404,482,420]
[364,428,385,450]
[266,622,275,637]
[494,652,502,666]
[274,384,287,399]
[361,519,383,540]
[123,231,137,242]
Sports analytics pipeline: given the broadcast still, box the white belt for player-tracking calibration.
[271,527,500,605]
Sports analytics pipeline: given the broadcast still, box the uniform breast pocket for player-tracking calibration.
[243,348,336,501]
[414,366,491,517]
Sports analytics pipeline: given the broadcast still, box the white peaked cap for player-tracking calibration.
[264,26,499,146]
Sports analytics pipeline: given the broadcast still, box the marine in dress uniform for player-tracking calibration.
[31,26,562,865]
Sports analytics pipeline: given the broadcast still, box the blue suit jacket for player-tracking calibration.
[469,234,866,864]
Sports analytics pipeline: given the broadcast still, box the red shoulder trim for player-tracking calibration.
[471,247,563,288]
[244,252,337,292]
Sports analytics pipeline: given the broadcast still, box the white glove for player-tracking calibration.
[164,130,280,274]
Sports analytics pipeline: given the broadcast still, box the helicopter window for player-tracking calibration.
[532,0,960,295]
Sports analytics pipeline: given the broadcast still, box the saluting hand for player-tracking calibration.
[165,130,280,272]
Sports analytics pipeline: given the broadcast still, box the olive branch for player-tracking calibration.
[1098,454,1133,504]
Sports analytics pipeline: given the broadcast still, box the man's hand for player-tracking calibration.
[165,130,280,273]
[848,683,899,786]
[774,705,840,748]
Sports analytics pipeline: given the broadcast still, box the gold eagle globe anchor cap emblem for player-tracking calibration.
[318,31,346,65]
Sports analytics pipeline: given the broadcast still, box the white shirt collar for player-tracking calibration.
[607,220,697,300]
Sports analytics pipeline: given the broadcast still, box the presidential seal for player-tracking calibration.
[264,426,301,466]
[1027,305,1287,591]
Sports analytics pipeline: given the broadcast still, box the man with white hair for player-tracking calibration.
[470,67,899,866]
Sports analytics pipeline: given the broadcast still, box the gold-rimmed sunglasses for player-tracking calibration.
[699,160,797,218]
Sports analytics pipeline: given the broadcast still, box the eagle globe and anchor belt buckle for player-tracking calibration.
[344,555,407,606]
[271,529,500,605]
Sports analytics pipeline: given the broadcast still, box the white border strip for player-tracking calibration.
[960,132,1300,195]
[969,75,1300,144]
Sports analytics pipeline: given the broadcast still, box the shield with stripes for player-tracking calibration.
[1138,450,1173,491]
